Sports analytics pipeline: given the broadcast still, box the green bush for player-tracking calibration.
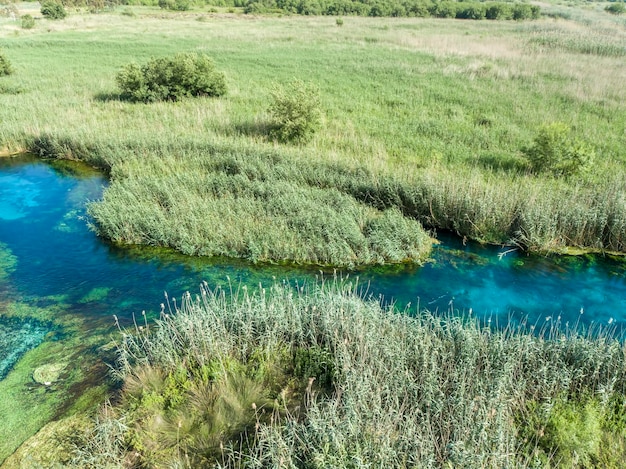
[20,14,36,29]
[268,79,322,144]
[605,3,625,15]
[430,1,457,18]
[40,1,67,19]
[456,3,485,19]
[485,3,511,20]
[158,0,190,11]
[512,3,539,20]
[116,52,227,103]
[0,52,13,77]
[523,122,595,177]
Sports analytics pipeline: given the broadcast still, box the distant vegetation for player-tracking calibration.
[67,280,626,467]
[20,14,35,29]
[605,2,625,15]
[40,0,68,19]
[0,51,12,76]
[243,0,541,19]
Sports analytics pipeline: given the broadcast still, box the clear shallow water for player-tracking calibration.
[1,155,626,377]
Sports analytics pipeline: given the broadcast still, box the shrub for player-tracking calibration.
[485,3,511,20]
[523,122,595,177]
[158,0,190,10]
[430,1,457,18]
[40,1,67,19]
[511,3,538,20]
[0,52,13,77]
[116,52,227,103]
[268,79,322,144]
[605,3,625,15]
[335,17,343,25]
[456,3,486,20]
[20,14,36,29]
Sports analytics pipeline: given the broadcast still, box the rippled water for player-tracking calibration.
[1,155,625,378]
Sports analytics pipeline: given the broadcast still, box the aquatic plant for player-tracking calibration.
[72,279,626,467]
[0,242,17,280]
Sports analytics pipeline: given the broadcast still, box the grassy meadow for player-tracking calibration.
[1,4,625,263]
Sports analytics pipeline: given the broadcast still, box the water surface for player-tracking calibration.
[1,155,626,377]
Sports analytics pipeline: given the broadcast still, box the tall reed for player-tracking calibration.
[72,279,626,467]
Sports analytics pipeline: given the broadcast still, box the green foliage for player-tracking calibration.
[158,0,190,11]
[605,3,625,15]
[524,122,595,177]
[512,3,539,20]
[268,79,322,144]
[431,1,457,18]
[243,0,539,19]
[517,395,626,468]
[20,14,35,29]
[485,3,512,20]
[116,52,227,103]
[335,17,343,25]
[456,3,486,20]
[0,52,13,77]
[87,144,432,267]
[294,346,335,390]
[40,1,67,19]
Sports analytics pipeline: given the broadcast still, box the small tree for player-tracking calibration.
[21,14,36,29]
[41,1,67,19]
[116,52,227,103]
[0,52,13,76]
[605,3,625,15]
[268,79,323,144]
[523,122,595,177]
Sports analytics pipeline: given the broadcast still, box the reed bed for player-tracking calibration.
[70,279,626,467]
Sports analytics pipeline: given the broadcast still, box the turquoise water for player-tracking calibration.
[0,317,51,380]
[1,155,626,378]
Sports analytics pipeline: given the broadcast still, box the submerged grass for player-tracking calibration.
[69,279,626,467]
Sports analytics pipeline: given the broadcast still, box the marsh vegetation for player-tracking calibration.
[70,280,626,467]
[1,2,626,467]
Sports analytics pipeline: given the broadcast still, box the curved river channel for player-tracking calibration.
[2,155,626,381]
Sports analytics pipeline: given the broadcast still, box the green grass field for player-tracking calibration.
[1,4,625,264]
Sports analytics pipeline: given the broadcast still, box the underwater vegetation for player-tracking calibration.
[0,315,50,380]
[0,241,16,280]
